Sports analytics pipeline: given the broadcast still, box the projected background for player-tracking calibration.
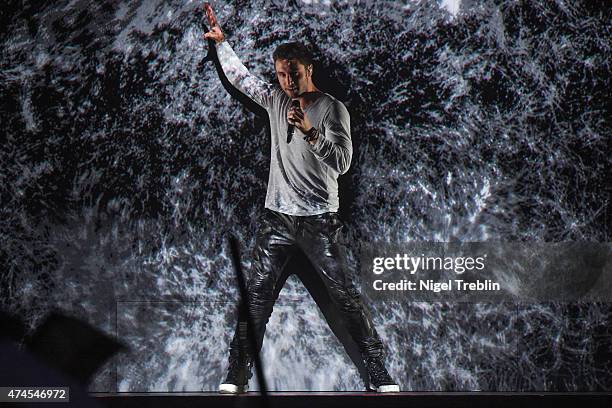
[1,0,610,392]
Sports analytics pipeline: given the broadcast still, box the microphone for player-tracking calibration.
[287,99,300,143]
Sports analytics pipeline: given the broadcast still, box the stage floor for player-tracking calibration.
[92,392,612,408]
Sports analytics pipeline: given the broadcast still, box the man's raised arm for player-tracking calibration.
[203,3,275,109]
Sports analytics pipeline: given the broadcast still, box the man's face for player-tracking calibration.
[275,58,312,98]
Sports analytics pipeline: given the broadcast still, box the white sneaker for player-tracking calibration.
[374,383,400,393]
[218,383,248,394]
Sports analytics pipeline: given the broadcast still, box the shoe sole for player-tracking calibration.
[218,383,248,394]
[376,384,400,393]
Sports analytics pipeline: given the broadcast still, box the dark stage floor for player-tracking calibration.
[92,392,612,408]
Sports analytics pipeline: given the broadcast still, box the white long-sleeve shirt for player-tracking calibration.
[216,41,352,216]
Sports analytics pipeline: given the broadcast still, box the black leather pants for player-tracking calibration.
[228,209,384,363]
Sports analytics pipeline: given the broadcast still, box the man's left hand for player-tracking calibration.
[287,105,312,135]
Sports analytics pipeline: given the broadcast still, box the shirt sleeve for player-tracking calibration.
[309,100,353,175]
[215,41,276,109]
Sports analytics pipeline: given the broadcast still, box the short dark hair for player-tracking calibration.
[272,42,314,67]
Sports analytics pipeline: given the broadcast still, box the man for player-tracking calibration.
[203,3,399,393]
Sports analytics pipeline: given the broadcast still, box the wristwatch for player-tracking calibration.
[303,127,319,143]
